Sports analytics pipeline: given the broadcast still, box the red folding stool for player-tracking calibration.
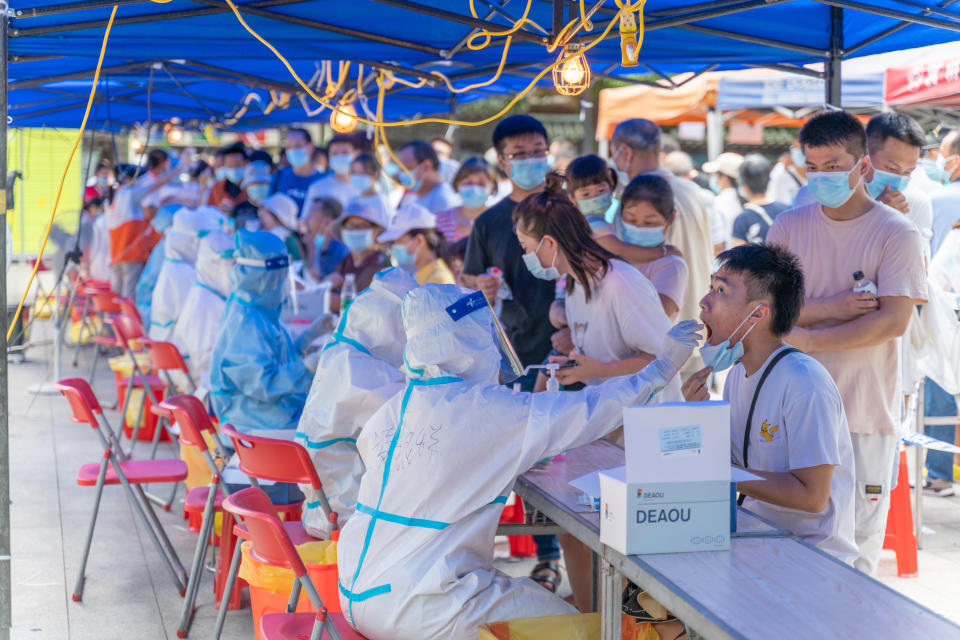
[108,314,167,451]
[141,339,196,459]
[223,488,367,640]
[211,424,338,640]
[84,288,122,382]
[53,378,188,600]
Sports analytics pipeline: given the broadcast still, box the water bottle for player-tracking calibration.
[486,267,512,317]
[342,273,357,313]
[852,271,877,296]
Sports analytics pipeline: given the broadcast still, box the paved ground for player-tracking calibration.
[6,265,960,638]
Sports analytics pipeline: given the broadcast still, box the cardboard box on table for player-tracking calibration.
[600,401,730,556]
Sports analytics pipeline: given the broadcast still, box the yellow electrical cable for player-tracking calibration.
[466,0,544,50]
[7,5,118,342]
[222,0,638,129]
[431,35,513,94]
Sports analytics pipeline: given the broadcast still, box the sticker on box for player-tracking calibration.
[658,424,702,457]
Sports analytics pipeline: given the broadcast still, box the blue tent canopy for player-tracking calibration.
[7,0,960,128]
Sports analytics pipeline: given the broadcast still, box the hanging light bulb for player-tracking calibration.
[330,102,358,133]
[167,126,184,144]
[130,136,145,153]
[553,45,591,96]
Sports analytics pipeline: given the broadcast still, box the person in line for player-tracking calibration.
[766,141,807,206]
[140,149,181,218]
[327,198,391,303]
[82,197,111,284]
[766,110,926,575]
[431,136,461,184]
[242,161,272,205]
[514,176,681,611]
[180,158,212,209]
[702,152,745,250]
[614,175,689,320]
[84,161,113,203]
[312,146,329,175]
[295,267,418,538]
[206,143,248,213]
[337,283,701,640]
[257,192,305,261]
[397,139,461,214]
[435,156,497,242]
[209,229,314,438]
[106,153,187,298]
[611,119,714,375]
[171,230,236,397]
[731,154,789,246]
[134,203,178,325]
[149,207,222,341]
[269,128,323,212]
[378,203,455,285]
[302,134,360,213]
[664,150,724,254]
[930,129,960,256]
[303,197,350,282]
[549,137,578,173]
[349,152,394,225]
[444,237,469,286]
[462,116,562,590]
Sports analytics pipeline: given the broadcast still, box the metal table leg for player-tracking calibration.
[600,554,621,640]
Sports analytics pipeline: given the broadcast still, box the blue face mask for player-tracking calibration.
[458,184,489,209]
[224,167,244,184]
[577,192,612,217]
[384,161,401,177]
[313,233,327,250]
[215,167,227,182]
[699,304,761,372]
[790,147,805,167]
[350,174,373,193]
[621,222,664,247]
[806,166,861,208]
[246,183,269,203]
[866,168,911,199]
[390,242,417,267]
[522,237,560,281]
[341,228,373,253]
[399,169,422,192]
[708,175,721,194]
[329,153,354,176]
[510,157,549,190]
[286,147,310,169]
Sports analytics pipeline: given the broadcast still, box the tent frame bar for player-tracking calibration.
[367,0,548,45]
[826,5,843,104]
[14,0,145,18]
[676,24,829,57]
[812,0,960,32]
[845,0,960,55]
[9,61,155,89]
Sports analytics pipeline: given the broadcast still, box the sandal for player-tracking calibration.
[529,560,562,593]
[621,582,677,623]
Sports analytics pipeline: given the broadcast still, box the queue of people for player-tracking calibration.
[72,106,959,640]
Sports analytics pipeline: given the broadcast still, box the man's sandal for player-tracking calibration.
[529,561,562,593]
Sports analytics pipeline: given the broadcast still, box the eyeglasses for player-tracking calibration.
[501,149,548,161]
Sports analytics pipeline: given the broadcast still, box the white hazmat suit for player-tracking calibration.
[149,206,222,340]
[295,267,417,539]
[337,284,701,640]
[171,230,236,395]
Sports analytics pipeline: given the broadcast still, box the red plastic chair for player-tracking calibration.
[82,289,122,380]
[223,488,367,640]
[108,314,167,451]
[54,378,188,601]
[211,425,338,639]
[113,295,143,325]
[141,339,195,460]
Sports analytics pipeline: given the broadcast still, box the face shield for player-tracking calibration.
[444,290,524,384]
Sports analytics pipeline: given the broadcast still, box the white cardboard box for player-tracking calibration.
[599,401,731,555]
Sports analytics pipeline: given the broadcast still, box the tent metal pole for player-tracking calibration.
[0,3,10,639]
[826,6,843,106]
[676,24,829,57]
[14,0,144,18]
[813,0,960,33]
[367,0,548,44]
[444,3,502,59]
[844,0,960,55]
[9,61,154,89]
[168,61,301,93]
[355,60,437,82]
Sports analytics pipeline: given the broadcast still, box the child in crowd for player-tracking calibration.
[257,192,305,261]
[615,175,689,319]
[443,237,469,286]
[436,156,497,242]
[378,203,455,285]
[303,197,350,282]
[350,152,395,225]
[326,198,392,308]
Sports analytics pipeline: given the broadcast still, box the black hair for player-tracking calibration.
[866,112,926,155]
[327,134,356,150]
[312,147,328,162]
[352,152,380,175]
[566,154,617,194]
[799,111,866,159]
[452,156,494,189]
[492,114,548,154]
[661,134,681,154]
[146,149,169,170]
[399,139,439,170]
[188,159,209,180]
[408,227,446,257]
[513,172,615,302]
[287,127,312,145]
[443,236,468,264]
[83,197,104,211]
[221,142,247,160]
[620,174,674,224]
[310,197,342,220]
[739,154,773,196]
[248,150,273,169]
[715,244,805,337]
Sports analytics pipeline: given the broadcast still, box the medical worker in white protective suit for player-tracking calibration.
[295,266,417,539]
[171,230,236,396]
[337,284,702,640]
[149,206,222,340]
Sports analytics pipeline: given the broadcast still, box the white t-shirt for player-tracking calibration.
[726,346,857,561]
[713,187,741,248]
[302,175,359,216]
[639,254,688,317]
[766,162,805,206]
[401,182,461,214]
[565,259,680,399]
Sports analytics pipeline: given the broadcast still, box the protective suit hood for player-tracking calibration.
[165,207,222,263]
[401,283,500,383]
[196,230,235,299]
[230,228,290,317]
[338,267,417,366]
